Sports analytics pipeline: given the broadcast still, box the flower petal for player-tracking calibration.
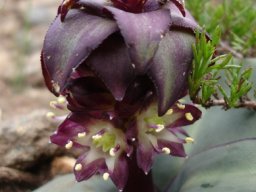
[74,153,108,181]
[110,154,129,191]
[168,2,199,31]
[50,118,86,146]
[85,33,135,101]
[167,104,202,128]
[42,9,118,95]
[157,139,186,157]
[106,7,171,73]
[148,31,195,115]
[136,137,155,173]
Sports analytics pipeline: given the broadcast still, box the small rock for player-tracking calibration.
[51,156,76,176]
[0,109,63,169]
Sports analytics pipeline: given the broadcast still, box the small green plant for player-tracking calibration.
[189,28,255,109]
[186,0,256,57]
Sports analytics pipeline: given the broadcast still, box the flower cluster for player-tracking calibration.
[42,0,202,191]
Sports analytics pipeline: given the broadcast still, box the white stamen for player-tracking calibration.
[49,101,58,109]
[74,163,82,171]
[109,148,116,157]
[92,134,102,140]
[57,95,66,104]
[177,103,185,110]
[162,147,171,154]
[52,81,60,93]
[185,137,194,143]
[103,172,110,181]
[78,132,86,138]
[160,34,164,39]
[46,112,55,119]
[131,138,136,142]
[65,141,73,149]
[166,109,173,115]
[131,63,136,69]
[185,113,194,121]
[155,124,165,133]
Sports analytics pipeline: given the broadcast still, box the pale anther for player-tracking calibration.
[57,96,66,104]
[185,112,194,121]
[155,124,165,132]
[162,147,171,154]
[177,103,185,110]
[65,140,73,149]
[166,109,173,115]
[185,137,194,143]
[92,134,102,140]
[74,163,82,171]
[103,172,110,181]
[109,148,116,157]
[78,132,86,138]
[46,112,55,119]
[49,101,58,108]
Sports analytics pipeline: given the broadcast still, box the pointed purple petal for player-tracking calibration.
[74,154,108,182]
[148,31,195,115]
[136,138,155,173]
[42,9,117,95]
[157,139,186,157]
[167,104,202,128]
[169,0,186,16]
[168,2,199,31]
[50,118,86,146]
[106,7,171,73]
[85,33,135,101]
[110,154,129,191]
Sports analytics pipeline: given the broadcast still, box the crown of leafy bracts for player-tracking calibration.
[41,0,202,191]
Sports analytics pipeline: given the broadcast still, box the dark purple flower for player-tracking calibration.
[42,0,202,191]
[50,100,201,190]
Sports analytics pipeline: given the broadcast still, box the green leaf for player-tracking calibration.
[168,140,256,192]
[33,175,116,192]
[165,107,256,192]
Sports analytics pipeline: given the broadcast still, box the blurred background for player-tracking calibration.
[0,0,59,120]
[0,0,255,191]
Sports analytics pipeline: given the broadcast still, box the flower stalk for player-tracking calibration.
[123,154,155,192]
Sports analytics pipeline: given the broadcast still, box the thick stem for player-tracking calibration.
[123,154,155,192]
